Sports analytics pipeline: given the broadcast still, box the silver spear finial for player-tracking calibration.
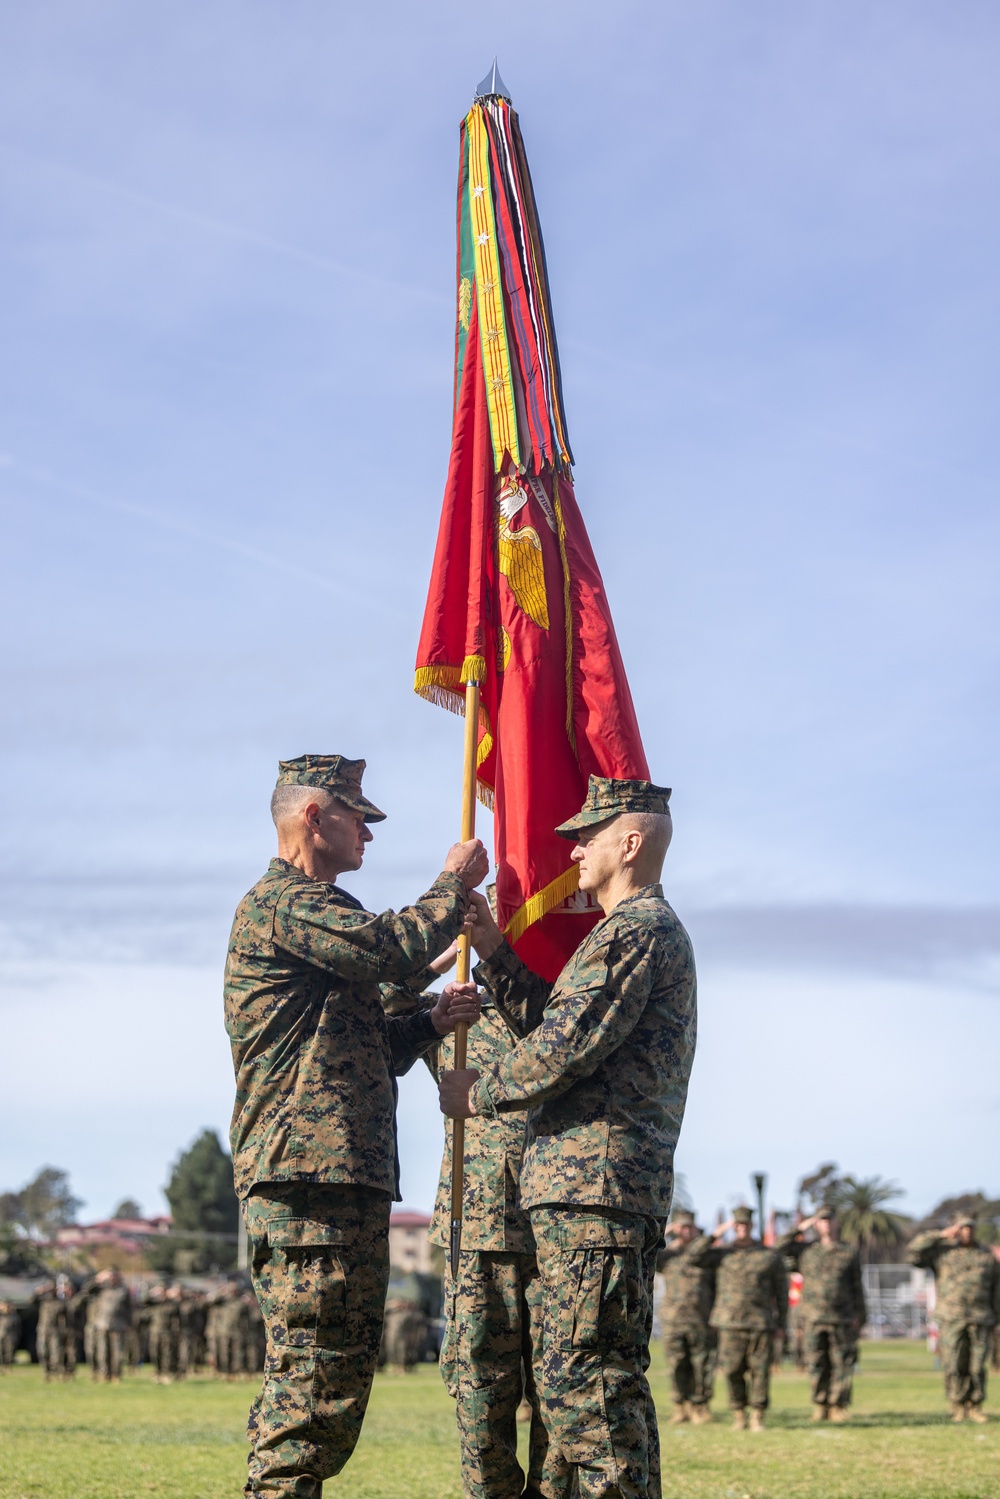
[475,58,511,101]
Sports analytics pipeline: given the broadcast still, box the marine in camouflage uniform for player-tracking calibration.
[909,1215,1000,1422]
[380,1287,427,1373]
[89,1270,133,1382]
[147,1286,182,1381]
[689,1207,787,1430]
[35,1280,78,1380]
[214,1282,252,1377]
[0,1300,21,1368]
[775,1208,865,1421]
[656,1210,715,1423]
[178,1290,208,1374]
[225,754,485,1498]
[441,777,698,1499]
[427,984,552,1499]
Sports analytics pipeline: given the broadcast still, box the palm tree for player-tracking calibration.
[830,1175,910,1263]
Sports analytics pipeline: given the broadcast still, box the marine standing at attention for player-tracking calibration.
[908,1215,1000,1423]
[775,1207,865,1422]
[688,1207,788,1431]
[440,776,697,1499]
[224,754,487,1499]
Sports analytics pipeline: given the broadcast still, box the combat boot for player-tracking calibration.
[731,1408,748,1431]
[966,1404,987,1424]
[669,1403,690,1425]
[690,1404,712,1426]
[950,1402,966,1423]
[811,1403,828,1422]
[828,1406,849,1424]
[748,1408,765,1432]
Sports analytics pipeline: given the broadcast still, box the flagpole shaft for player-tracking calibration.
[450,677,480,1275]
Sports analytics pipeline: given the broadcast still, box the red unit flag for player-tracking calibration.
[415,81,648,980]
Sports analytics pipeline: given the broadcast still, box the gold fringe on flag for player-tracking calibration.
[503,864,581,945]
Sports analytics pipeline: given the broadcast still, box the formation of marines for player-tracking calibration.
[20,1270,265,1380]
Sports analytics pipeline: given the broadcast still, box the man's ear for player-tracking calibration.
[303,800,323,831]
[622,830,643,865]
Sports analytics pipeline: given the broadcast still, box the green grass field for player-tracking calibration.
[1,1342,997,1499]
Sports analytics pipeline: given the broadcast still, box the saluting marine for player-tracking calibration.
[776,1208,865,1422]
[909,1215,1000,1423]
[224,754,486,1499]
[689,1207,787,1431]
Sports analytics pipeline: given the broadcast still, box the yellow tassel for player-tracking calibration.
[460,654,487,684]
[503,865,581,945]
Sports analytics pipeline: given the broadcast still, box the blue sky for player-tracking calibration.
[1,2,997,1226]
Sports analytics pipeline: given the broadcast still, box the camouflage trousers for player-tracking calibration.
[149,1328,179,1377]
[716,1329,773,1410]
[40,1328,76,1378]
[213,1332,247,1375]
[662,1324,714,1408]
[441,1249,552,1499]
[531,1206,663,1499]
[806,1324,857,1408]
[244,1182,391,1499]
[940,1320,991,1409]
[92,1329,126,1380]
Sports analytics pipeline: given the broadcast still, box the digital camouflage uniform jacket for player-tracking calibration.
[657,1240,716,1330]
[689,1238,788,1332]
[469,885,697,1217]
[774,1233,866,1327]
[908,1235,1000,1325]
[425,999,533,1252]
[225,859,467,1200]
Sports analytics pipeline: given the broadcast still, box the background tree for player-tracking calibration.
[150,1129,239,1273]
[909,1191,1000,1244]
[111,1198,143,1221]
[797,1162,842,1212]
[0,1167,82,1240]
[831,1175,911,1263]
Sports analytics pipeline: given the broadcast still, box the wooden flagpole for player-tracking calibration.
[450,676,480,1275]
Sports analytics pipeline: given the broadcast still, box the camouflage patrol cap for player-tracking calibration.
[952,1214,976,1229]
[555,775,672,839]
[276,755,386,822]
[732,1206,754,1226]
[671,1209,696,1227]
[816,1206,836,1221]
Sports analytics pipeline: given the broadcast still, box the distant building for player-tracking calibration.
[389,1211,432,1274]
[52,1215,172,1252]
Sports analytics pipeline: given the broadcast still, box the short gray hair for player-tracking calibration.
[616,810,673,865]
[269,782,333,828]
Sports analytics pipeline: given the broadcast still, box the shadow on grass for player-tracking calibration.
[752,1412,977,1430]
